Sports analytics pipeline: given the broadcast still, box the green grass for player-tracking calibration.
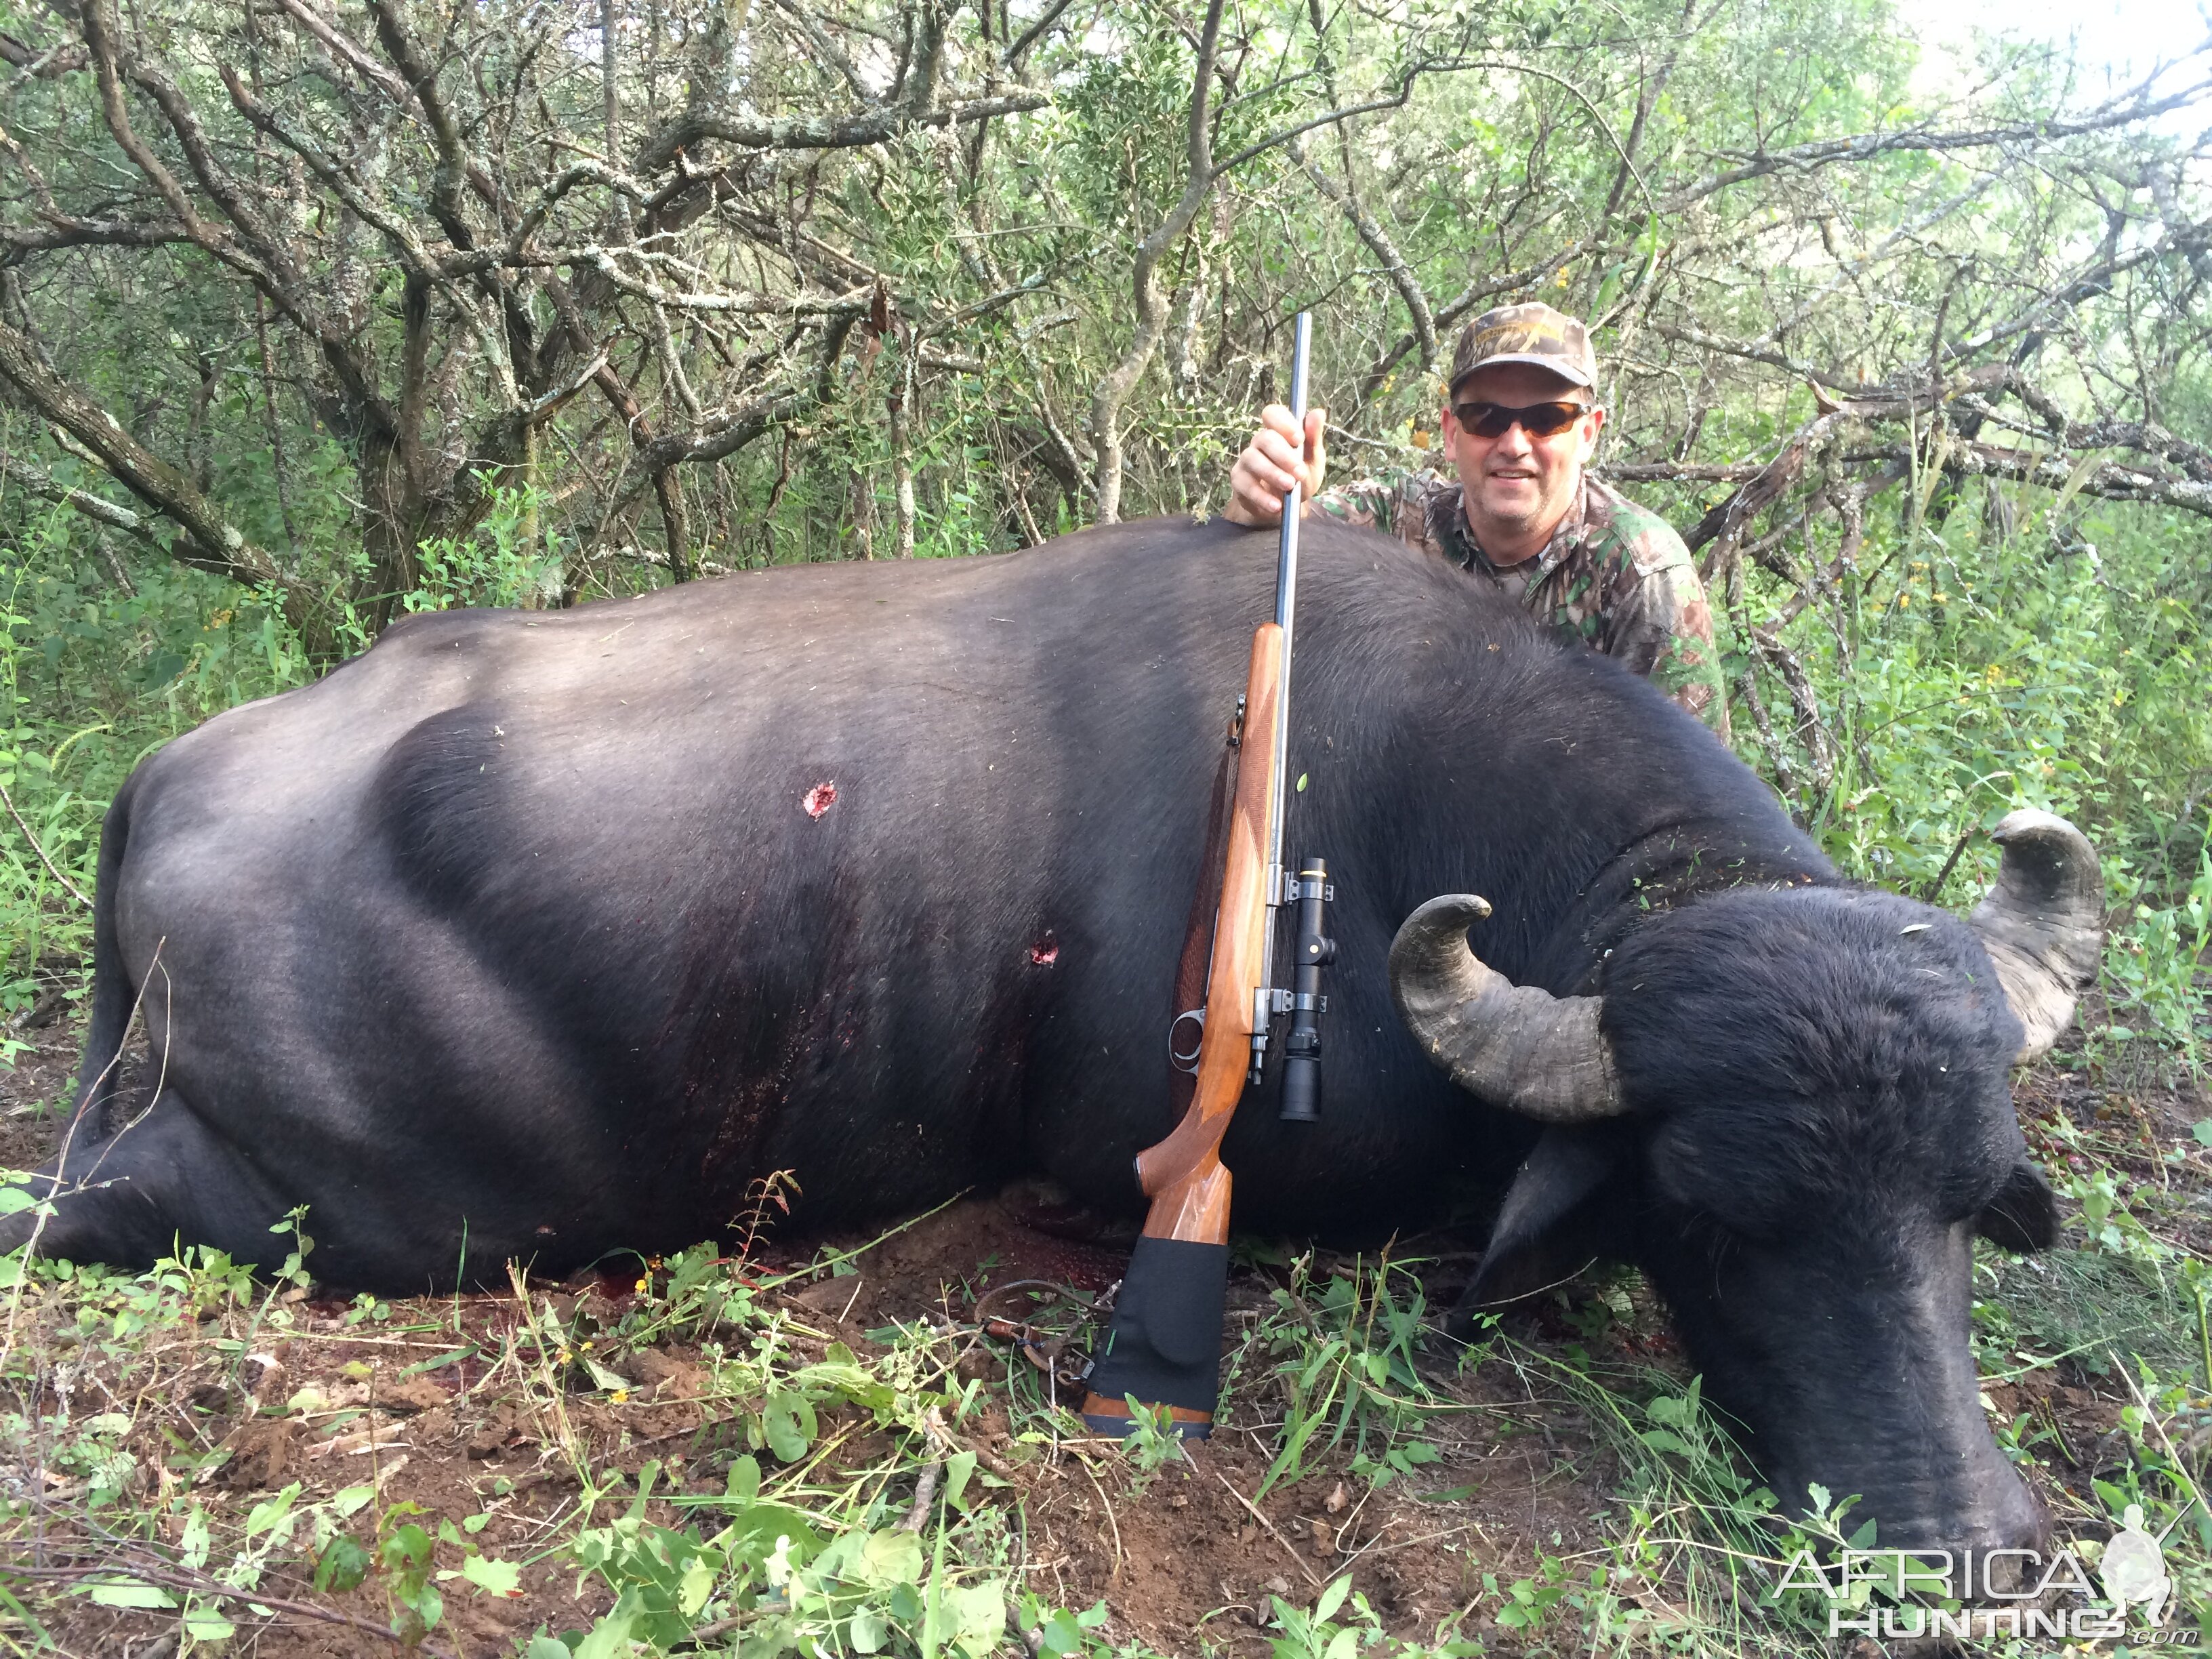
[0,1229,1162,1656]
[3,1139,2211,1654]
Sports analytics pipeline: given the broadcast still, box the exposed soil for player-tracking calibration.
[0,985,79,1176]
[5,1006,2209,1657]
[3,1182,1624,1656]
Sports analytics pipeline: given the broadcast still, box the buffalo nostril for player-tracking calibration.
[1897,1489,2050,1597]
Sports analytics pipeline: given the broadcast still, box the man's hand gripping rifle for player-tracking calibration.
[1081,315,1336,1438]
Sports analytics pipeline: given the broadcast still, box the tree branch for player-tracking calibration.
[0,27,87,76]
[263,0,411,100]
[5,456,165,547]
[633,90,1050,174]
[0,318,323,630]
[1675,73,2212,208]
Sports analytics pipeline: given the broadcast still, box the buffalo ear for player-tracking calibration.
[1453,1126,1630,1334]
[1977,1160,2058,1253]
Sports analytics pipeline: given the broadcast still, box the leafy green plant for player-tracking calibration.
[399,484,565,617]
[1114,1396,1186,1494]
[2053,1168,2176,1269]
[375,1500,445,1642]
[1264,1573,1482,1658]
[1251,1254,1441,1498]
[2104,841,2212,1072]
[1011,1595,1118,1657]
[550,1454,1019,1658]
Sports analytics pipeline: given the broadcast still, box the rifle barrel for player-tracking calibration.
[1263,312,1312,907]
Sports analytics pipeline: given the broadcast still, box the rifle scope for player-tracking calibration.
[1277,855,1334,1122]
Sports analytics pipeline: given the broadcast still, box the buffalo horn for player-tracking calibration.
[1966,808,2104,1065]
[1388,894,1627,1121]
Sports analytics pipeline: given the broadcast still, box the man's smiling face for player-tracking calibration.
[1441,361,1605,562]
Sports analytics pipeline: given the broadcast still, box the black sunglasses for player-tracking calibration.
[1449,399,1592,438]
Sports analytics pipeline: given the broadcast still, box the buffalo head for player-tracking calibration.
[1390,810,2100,1557]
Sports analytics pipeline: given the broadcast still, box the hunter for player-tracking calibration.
[1223,302,1731,738]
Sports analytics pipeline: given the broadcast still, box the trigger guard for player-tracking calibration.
[1168,1008,1206,1073]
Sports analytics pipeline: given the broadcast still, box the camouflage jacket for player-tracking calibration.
[1311,468,1732,738]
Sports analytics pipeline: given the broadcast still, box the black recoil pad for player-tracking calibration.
[1082,1235,1227,1437]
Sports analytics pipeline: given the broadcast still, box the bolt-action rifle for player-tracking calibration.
[1082,314,1336,1438]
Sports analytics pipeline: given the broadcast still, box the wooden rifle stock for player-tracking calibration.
[1082,315,1317,1438]
[1076,626,1283,1436]
[1128,626,1282,1241]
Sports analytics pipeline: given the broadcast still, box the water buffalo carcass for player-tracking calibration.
[7,516,2097,1557]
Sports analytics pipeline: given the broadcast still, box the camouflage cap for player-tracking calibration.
[1447,303,1598,396]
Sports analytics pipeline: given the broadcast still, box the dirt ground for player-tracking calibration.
[3,998,2207,1657]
